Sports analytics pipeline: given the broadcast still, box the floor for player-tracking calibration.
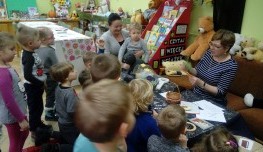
[0,55,81,151]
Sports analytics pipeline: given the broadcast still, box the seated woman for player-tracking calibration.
[99,13,129,56]
[181,29,238,106]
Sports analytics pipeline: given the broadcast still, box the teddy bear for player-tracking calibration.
[241,47,263,62]
[244,93,263,109]
[240,37,255,49]
[70,10,78,20]
[229,33,244,55]
[130,9,147,25]
[180,16,215,61]
[162,60,189,76]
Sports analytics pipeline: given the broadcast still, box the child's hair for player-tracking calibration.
[83,51,97,65]
[75,79,133,142]
[49,62,74,83]
[128,22,142,32]
[128,79,153,114]
[78,69,92,89]
[90,54,121,82]
[16,23,39,48]
[157,104,186,140]
[191,127,238,152]
[0,32,16,51]
[37,26,52,40]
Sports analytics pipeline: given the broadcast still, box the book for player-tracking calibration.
[162,6,174,18]
[155,34,166,47]
[163,19,173,26]
[147,32,160,46]
[189,118,214,130]
[144,31,151,42]
[151,25,160,32]
[157,17,166,25]
[158,25,167,34]
[169,9,179,20]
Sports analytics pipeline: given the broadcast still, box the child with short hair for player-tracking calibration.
[74,79,135,152]
[118,22,149,64]
[90,54,121,82]
[126,79,161,152]
[78,69,92,89]
[148,105,189,152]
[35,26,58,121]
[16,24,49,136]
[0,32,29,152]
[191,127,238,152]
[82,51,97,69]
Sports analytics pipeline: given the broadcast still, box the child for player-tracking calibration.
[82,51,97,69]
[0,32,29,152]
[48,62,80,151]
[191,127,238,152]
[35,26,59,121]
[78,69,93,89]
[126,79,161,152]
[148,105,189,152]
[90,54,121,82]
[16,24,50,136]
[118,22,149,64]
[74,79,135,152]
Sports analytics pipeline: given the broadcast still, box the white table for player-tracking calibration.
[21,21,96,86]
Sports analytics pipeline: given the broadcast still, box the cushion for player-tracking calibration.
[226,93,248,111]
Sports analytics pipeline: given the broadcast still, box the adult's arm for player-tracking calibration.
[118,39,129,62]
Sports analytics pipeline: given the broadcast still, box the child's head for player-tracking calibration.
[129,22,142,41]
[75,79,135,143]
[90,54,121,82]
[38,27,55,46]
[78,69,92,89]
[128,79,153,114]
[0,32,16,64]
[191,127,238,152]
[83,51,97,68]
[49,62,77,83]
[16,23,41,51]
[157,105,186,140]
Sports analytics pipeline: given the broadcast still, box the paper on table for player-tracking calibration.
[238,137,254,150]
[159,92,167,98]
[194,100,224,113]
[180,101,200,114]
[196,109,226,123]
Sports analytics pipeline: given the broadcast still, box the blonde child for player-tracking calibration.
[82,51,97,69]
[118,22,149,65]
[74,79,135,152]
[0,32,29,152]
[191,127,238,152]
[16,24,49,137]
[148,105,189,152]
[126,79,161,152]
[35,26,58,121]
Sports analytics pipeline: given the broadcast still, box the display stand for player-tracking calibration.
[142,0,193,73]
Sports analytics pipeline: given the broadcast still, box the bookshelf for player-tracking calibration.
[142,0,193,73]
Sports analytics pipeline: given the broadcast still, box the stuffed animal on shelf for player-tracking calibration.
[240,37,255,49]
[241,47,263,62]
[70,10,78,20]
[97,0,110,14]
[130,9,147,25]
[180,16,215,61]
[229,33,244,55]
[117,7,126,18]
[244,93,263,109]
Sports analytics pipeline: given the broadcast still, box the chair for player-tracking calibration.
[73,27,84,34]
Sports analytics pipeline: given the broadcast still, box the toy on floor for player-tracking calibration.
[180,16,215,61]
[244,93,263,109]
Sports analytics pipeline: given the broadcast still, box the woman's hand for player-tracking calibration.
[134,50,144,58]
[96,39,105,49]
[19,119,29,131]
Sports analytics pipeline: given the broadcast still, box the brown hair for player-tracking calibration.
[212,29,235,52]
[83,51,97,65]
[191,127,238,152]
[75,79,133,142]
[38,27,53,40]
[49,62,74,83]
[128,79,153,114]
[78,69,92,89]
[157,105,186,140]
[90,54,121,82]
[0,32,15,51]
[16,23,39,48]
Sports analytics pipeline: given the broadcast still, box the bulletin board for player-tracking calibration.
[6,0,36,17]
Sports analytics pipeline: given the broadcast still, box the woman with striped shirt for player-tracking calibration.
[182,29,237,106]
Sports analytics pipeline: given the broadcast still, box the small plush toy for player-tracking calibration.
[130,9,147,25]
[257,40,263,51]
[240,37,255,49]
[244,93,263,109]
[117,7,125,18]
[162,60,190,76]
[241,47,263,62]
[180,16,215,61]
[143,0,164,21]
[229,33,244,55]
[70,10,78,20]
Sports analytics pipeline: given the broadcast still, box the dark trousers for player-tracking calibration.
[44,74,58,108]
[24,83,44,131]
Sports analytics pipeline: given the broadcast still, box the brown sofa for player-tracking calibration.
[165,56,263,141]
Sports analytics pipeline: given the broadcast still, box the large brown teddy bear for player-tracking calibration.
[181,16,215,61]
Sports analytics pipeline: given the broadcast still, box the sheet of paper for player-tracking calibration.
[180,101,200,114]
[196,109,226,123]
[238,137,254,151]
[194,100,224,113]
[159,92,167,98]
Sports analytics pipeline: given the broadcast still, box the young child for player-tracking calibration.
[82,51,97,69]
[191,127,238,152]
[90,54,121,82]
[118,22,149,64]
[16,24,50,137]
[148,105,189,152]
[48,62,80,151]
[126,79,161,152]
[78,69,92,89]
[74,79,135,152]
[35,26,58,121]
[0,32,29,152]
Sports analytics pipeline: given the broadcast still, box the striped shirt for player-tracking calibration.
[193,50,238,103]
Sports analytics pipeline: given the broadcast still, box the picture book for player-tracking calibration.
[162,6,174,18]
[151,25,160,32]
[189,118,214,130]
[165,27,171,35]
[144,31,151,42]
[158,25,167,34]
[169,9,179,20]
[147,32,160,46]
[155,34,166,47]
[157,17,166,25]
[163,19,173,27]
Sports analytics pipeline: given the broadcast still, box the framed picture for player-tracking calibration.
[0,0,8,19]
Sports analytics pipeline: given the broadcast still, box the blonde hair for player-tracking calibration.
[38,27,53,40]
[16,23,39,48]
[75,79,133,142]
[49,62,74,83]
[157,105,186,140]
[128,79,153,114]
[128,22,142,32]
[0,32,15,51]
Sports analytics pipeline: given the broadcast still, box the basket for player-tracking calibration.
[165,84,181,104]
